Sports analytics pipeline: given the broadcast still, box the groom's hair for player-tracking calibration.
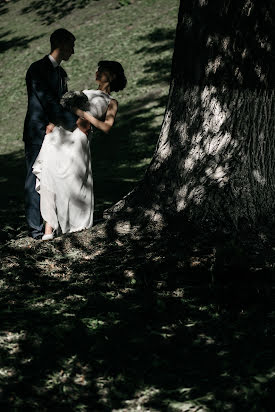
[50,28,75,52]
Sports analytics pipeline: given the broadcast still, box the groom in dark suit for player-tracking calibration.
[23,28,88,239]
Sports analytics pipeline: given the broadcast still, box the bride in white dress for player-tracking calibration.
[33,61,127,240]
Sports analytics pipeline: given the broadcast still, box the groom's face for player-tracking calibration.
[59,39,75,61]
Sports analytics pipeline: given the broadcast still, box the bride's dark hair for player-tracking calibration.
[98,60,127,92]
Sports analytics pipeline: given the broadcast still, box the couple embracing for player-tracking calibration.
[23,28,127,240]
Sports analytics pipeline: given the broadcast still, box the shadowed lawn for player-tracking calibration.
[0,221,274,410]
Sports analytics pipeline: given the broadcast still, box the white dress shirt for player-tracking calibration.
[48,54,59,68]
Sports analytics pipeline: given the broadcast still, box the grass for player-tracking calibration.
[0,0,275,410]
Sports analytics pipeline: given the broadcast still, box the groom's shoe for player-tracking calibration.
[30,227,44,240]
[31,232,44,240]
[33,234,43,240]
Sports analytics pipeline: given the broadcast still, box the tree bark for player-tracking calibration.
[105,0,275,230]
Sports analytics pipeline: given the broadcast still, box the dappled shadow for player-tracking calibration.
[0,30,44,54]
[0,150,26,244]
[136,27,175,86]
[0,4,8,16]
[0,0,19,16]
[0,218,274,410]
[172,1,275,90]
[21,0,98,25]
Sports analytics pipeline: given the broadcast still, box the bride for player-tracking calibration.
[33,60,127,240]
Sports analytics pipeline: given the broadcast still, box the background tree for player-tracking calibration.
[107,0,275,230]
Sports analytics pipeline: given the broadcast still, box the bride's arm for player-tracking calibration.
[73,99,118,134]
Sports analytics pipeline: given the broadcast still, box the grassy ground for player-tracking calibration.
[1,221,275,410]
[0,0,275,410]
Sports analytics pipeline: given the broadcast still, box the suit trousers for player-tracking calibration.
[24,144,44,238]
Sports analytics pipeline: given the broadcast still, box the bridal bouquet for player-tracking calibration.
[60,91,90,112]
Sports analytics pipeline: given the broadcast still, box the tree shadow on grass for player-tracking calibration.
[0,150,26,244]
[0,218,274,410]
[0,5,8,17]
[0,30,44,54]
[136,27,176,87]
[0,0,19,17]
[20,0,100,25]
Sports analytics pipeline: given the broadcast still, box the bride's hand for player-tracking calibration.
[46,123,55,134]
[76,118,91,136]
[72,107,85,119]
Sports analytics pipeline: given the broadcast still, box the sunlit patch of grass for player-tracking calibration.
[0,367,16,379]
[0,330,26,355]
[44,355,91,399]
[81,317,106,331]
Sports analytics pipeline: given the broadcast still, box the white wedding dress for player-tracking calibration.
[33,89,113,234]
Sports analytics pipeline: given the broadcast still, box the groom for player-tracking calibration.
[23,28,89,239]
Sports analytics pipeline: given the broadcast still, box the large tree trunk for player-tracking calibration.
[105,0,275,230]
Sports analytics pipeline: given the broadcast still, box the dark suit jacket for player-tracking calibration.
[23,55,77,145]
